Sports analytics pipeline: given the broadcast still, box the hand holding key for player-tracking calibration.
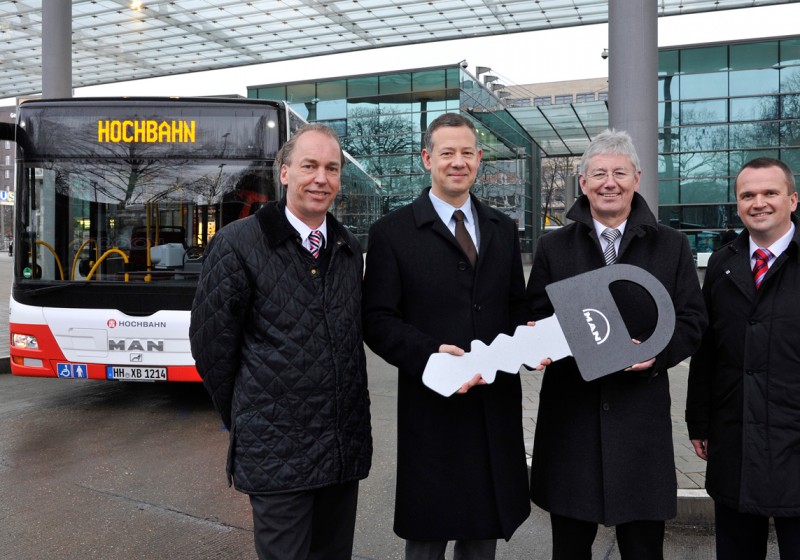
[422,265,676,397]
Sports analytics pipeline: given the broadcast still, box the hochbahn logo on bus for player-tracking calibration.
[107,319,167,329]
[97,119,196,143]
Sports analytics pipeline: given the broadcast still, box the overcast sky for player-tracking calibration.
[5,3,800,104]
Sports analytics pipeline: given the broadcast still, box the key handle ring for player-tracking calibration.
[546,264,676,381]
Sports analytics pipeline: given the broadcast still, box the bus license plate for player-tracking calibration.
[106,366,167,381]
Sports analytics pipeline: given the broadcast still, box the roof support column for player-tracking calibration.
[42,0,72,98]
[608,0,658,216]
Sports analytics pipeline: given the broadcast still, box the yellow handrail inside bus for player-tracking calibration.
[145,203,152,270]
[35,240,65,281]
[86,248,130,282]
[71,239,99,280]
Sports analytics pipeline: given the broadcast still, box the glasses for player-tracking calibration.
[585,170,634,183]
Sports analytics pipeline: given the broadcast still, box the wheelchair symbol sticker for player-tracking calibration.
[57,363,88,379]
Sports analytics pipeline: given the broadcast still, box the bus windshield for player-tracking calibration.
[16,99,281,285]
[6,97,380,382]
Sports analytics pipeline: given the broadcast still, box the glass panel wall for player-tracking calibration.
[658,36,800,256]
[248,65,536,250]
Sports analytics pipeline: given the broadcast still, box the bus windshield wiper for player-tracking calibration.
[24,284,78,297]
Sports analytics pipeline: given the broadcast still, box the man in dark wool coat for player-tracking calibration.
[362,113,530,560]
[527,129,707,559]
[687,157,800,560]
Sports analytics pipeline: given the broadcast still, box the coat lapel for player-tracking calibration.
[412,189,464,249]
[474,195,498,267]
[412,189,487,267]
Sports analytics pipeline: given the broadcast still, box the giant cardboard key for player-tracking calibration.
[422,264,676,397]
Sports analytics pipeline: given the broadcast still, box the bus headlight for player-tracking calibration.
[11,334,38,349]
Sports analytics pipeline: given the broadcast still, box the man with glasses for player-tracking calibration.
[526,129,706,559]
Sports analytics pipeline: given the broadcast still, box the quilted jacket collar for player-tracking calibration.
[255,200,355,255]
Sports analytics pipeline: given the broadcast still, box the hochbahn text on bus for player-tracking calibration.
[3,97,380,382]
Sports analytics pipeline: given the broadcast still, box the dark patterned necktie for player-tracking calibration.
[601,228,621,265]
[308,230,323,259]
[753,247,772,289]
[453,210,477,268]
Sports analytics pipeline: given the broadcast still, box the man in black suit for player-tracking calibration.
[527,129,707,559]
[687,157,800,559]
[362,113,530,559]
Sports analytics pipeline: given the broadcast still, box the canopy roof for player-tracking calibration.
[0,0,789,99]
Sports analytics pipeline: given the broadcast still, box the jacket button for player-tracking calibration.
[458,262,467,271]
[746,369,753,376]
[602,402,610,411]
[473,304,481,311]
[749,319,757,325]
[310,268,318,276]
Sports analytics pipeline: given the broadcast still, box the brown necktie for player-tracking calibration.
[453,210,477,268]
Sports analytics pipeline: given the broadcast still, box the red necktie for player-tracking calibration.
[753,248,772,290]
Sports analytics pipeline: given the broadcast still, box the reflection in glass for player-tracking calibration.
[730,122,779,149]
[348,76,379,98]
[730,69,779,96]
[730,97,778,122]
[730,41,777,70]
[780,39,800,67]
[680,178,729,204]
[658,179,679,205]
[780,67,800,93]
[681,46,728,74]
[681,99,727,124]
[679,151,729,184]
[680,72,728,100]
[658,76,679,103]
[659,50,679,77]
[780,148,800,173]
[680,124,728,152]
[729,150,779,176]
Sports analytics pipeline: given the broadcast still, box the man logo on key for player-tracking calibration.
[583,309,609,344]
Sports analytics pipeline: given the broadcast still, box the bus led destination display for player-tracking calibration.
[97,119,196,144]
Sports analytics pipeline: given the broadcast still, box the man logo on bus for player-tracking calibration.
[108,339,164,352]
[108,319,117,329]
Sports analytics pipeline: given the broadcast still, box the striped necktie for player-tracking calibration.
[601,228,621,266]
[753,247,772,290]
[308,230,323,259]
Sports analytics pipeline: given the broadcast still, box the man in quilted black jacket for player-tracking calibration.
[190,124,372,560]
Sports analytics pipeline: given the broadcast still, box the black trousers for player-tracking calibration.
[405,538,497,560]
[715,501,800,560]
[549,513,665,560]
[249,481,359,560]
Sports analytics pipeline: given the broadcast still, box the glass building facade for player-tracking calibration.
[658,36,800,254]
[248,65,538,250]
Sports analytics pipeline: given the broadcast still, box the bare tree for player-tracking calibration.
[540,155,577,229]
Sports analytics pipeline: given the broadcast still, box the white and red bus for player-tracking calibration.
[5,97,379,381]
